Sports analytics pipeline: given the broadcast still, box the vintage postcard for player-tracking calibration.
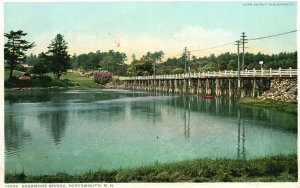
[1,1,298,188]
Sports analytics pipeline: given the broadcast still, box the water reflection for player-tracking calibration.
[5,91,51,103]
[5,104,31,156]
[183,95,190,139]
[237,108,246,160]
[169,95,296,133]
[39,111,67,145]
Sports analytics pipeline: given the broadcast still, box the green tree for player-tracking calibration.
[25,53,38,66]
[100,50,127,76]
[4,30,35,79]
[46,34,70,79]
[131,54,137,64]
[70,53,79,70]
[31,53,50,77]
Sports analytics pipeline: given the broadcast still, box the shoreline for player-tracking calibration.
[4,85,126,92]
[5,153,297,183]
[238,97,297,115]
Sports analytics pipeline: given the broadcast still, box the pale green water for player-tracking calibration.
[5,89,297,175]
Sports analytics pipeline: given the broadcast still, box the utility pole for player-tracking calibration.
[153,55,156,78]
[235,40,242,88]
[187,51,191,78]
[187,51,191,70]
[183,47,188,73]
[240,32,248,70]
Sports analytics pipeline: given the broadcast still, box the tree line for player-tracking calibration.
[156,51,297,76]
[68,50,296,76]
[5,30,297,80]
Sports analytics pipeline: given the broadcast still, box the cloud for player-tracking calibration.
[173,26,233,47]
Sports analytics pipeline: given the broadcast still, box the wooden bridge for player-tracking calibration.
[120,68,297,97]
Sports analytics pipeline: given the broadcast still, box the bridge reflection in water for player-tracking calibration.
[167,94,296,160]
[180,95,247,159]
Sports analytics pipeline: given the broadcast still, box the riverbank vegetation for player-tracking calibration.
[238,97,297,115]
[5,154,297,183]
[4,71,98,88]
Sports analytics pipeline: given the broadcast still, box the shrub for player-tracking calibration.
[32,75,52,87]
[19,76,31,80]
[93,70,112,84]
[172,68,185,74]
[31,62,50,77]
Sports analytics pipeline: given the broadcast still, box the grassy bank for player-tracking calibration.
[5,154,297,183]
[238,97,297,115]
[4,71,101,88]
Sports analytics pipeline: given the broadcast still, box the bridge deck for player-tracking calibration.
[121,68,297,80]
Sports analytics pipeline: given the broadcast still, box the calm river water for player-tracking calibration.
[5,89,297,175]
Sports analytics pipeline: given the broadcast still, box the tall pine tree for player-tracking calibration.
[4,30,35,79]
[47,34,70,79]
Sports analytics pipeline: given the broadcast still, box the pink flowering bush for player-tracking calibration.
[19,76,31,80]
[93,70,112,84]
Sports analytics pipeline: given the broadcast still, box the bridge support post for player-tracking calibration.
[183,79,187,94]
[241,79,245,98]
[145,80,148,91]
[168,80,172,93]
[174,80,179,93]
[205,78,211,95]
[133,80,137,90]
[150,80,154,91]
[228,79,232,97]
[163,80,167,92]
[189,79,194,94]
[216,78,220,96]
[252,78,256,97]
[196,79,201,95]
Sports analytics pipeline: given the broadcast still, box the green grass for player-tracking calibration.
[5,154,297,183]
[59,73,100,88]
[238,97,297,115]
[4,70,25,80]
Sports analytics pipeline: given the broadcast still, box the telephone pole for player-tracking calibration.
[235,40,242,88]
[187,50,191,68]
[240,32,248,70]
[153,59,156,79]
[187,51,191,78]
[183,47,188,73]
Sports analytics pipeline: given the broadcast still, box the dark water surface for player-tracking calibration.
[5,89,297,175]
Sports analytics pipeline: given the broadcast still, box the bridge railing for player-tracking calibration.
[121,68,297,80]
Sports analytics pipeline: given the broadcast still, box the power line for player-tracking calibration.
[190,41,235,52]
[172,29,296,58]
[189,30,296,52]
[172,41,234,58]
[248,30,297,41]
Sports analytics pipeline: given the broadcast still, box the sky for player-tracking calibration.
[4,1,297,61]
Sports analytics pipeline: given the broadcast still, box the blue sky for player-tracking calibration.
[4,2,297,60]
